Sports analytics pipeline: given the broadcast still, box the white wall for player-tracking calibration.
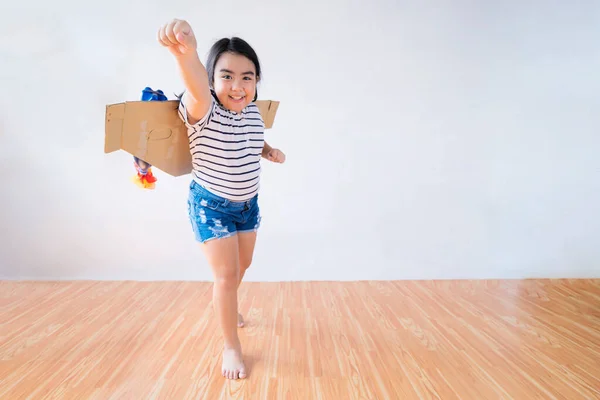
[1,1,599,281]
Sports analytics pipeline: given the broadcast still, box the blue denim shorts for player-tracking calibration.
[187,181,261,243]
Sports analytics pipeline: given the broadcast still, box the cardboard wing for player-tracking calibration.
[104,99,280,177]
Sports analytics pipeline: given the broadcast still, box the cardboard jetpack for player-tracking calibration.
[104,99,280,177]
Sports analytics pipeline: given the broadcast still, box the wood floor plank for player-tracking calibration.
[0,279,599,399]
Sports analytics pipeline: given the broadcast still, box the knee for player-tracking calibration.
[240,256,253,272]
[214,269,239,291]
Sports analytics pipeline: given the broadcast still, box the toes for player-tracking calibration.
[222,368,246,379]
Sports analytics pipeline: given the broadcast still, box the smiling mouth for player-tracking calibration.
[229,95,245,102]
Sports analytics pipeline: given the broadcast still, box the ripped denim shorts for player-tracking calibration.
[187,180,261,243]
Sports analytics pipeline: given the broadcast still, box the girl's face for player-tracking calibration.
[213,52,258,114]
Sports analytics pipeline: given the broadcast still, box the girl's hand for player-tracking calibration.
[157,19,197,57]
[267,148,286,163]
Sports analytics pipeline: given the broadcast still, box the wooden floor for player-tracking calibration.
[1,280,599,399]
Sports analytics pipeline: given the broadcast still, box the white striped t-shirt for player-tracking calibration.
[178,92,264,201]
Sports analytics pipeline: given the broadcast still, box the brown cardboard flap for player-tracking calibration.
[256,100,279,128]
[104,99,280,177]
[104,103,125,153]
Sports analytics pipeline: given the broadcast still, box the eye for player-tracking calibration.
[243,77,252,80]
[221,75,232,80]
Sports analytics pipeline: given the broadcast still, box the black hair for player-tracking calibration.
[206,37,262,102]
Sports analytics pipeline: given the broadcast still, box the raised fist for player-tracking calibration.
[157,19,197,57]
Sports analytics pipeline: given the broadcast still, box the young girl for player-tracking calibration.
[157,18,285,380]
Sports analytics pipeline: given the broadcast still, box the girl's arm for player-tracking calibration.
[158,19,212,124]
[262,141,286,163]
[176,52,212,124]
[176,51,211,125]
[262,141,273,158]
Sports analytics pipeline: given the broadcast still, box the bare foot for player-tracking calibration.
[237,312,245,328]
[222,346,247,379]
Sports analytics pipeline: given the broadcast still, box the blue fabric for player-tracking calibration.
[187,181,261,243]
[141,87,168,102]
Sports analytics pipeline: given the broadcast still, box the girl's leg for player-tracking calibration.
[199,234,246,380]
[236,231,258,327]
[238,231,257,286]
